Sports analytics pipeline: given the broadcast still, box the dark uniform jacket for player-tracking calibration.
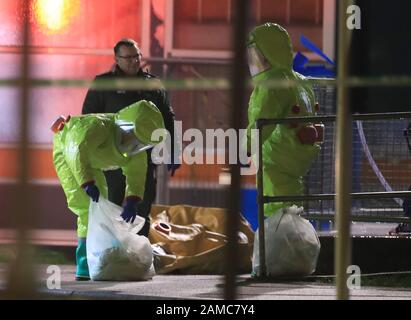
[82,66,177,161]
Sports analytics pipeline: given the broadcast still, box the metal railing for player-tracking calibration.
[255,111,411,279]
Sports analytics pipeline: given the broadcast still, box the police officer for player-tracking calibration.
[82,38,180,237]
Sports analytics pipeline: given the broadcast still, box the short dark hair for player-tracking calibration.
[114,38,140,56]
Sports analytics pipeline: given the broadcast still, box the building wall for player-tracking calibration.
[0,0,331,230]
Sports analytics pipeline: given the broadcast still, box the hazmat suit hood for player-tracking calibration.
[115,100,165,145]
[247,23,293,77]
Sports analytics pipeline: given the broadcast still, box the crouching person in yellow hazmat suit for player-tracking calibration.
[51,100,165,280]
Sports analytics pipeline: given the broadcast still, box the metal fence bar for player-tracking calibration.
[257,112,411,127]
[334,0,352,300]
[4,76,411,90]
[302,214,410,224]
[224,0,248,300]
[264,191,411,202]
[5,0,36,299]
[257,119,266,278]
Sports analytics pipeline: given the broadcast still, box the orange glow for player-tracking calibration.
[33,0,80,34]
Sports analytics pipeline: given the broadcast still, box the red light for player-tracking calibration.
[32,0,80,34]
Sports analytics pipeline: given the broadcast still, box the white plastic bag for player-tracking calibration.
[87,197,155,281]
[252,205,320,277]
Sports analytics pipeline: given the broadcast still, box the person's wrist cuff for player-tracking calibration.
[125,196,142,206]
[81,180,95,189]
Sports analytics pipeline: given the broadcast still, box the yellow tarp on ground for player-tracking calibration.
[149,204,254,274]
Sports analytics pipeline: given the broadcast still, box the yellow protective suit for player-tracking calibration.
[246,23,322,216]
[53,100,165,237]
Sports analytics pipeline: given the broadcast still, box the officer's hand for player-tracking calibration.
[167,163,181,177]
[82,182,100,202]
[121,197,141,223]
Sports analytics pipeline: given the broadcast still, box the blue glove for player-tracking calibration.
[82,182,99,202]
[121,197,141,223]
[167,163,181,177]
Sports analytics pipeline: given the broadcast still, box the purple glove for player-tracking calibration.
[121,196,142,223]
[82,181,99,202]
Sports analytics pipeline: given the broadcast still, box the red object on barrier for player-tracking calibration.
[154,222,171,235]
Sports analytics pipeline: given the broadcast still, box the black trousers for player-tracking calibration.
[103,160,157,237]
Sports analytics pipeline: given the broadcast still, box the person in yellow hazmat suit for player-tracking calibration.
[51,100,165,280]
[246,23,323,217]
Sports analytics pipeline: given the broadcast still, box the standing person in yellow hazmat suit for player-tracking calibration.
[51,100,165,280]
[246,23,323,217]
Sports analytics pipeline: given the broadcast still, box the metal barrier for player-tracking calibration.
[308,85,411,221]
[255,111,411,278]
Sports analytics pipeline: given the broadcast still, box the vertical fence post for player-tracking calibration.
[224,0,248,300]
[256,121,266,278]
[6,0,36,299]
[335,0,353,300]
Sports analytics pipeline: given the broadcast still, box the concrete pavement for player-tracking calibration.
[1,222,411,300]
[1,264,411,300]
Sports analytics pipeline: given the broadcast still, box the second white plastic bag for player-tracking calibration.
[252,205,321,277]
[87,197,155,281]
